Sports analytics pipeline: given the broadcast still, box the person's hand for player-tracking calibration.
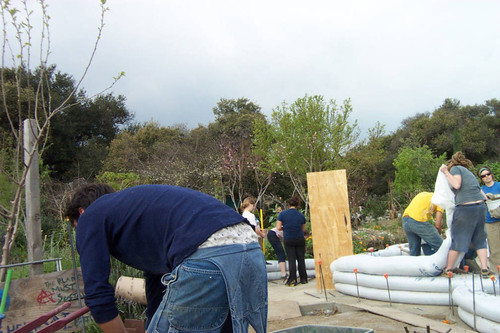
[439,165,448,174]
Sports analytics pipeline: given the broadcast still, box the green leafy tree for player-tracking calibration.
[103,122,187,183]
[393,145,446,205]
[45,92,132,180]
[339,122,387,224]
[375,98,499,198]
[210,98,266,208]
[432,99,493,162]
[253,95,359,212]
[102,122,223,196]
[96,171,140,190]
[394,98,495,164]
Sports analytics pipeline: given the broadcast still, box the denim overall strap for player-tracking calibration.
[186,242,268,333]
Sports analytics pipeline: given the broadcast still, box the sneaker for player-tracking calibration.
[285,280,297,287]
[481,268,494,279]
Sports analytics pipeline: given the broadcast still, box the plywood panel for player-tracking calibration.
[0,268,90,333]
[307,170,353,290]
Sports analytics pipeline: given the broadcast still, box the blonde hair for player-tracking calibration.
[446,151,473,170]
[241,197,256,211]
[428,203,437,215]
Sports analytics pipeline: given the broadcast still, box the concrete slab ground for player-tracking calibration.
[265,278,477,333]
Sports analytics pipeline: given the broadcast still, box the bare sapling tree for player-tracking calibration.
[0,0,122,279]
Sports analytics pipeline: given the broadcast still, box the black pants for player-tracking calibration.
[284,237,307,283]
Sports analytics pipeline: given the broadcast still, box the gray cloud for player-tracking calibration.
[40,0,500,135]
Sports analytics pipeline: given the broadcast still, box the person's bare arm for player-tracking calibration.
[434,211,443,234]
[98,315,127,333]
[255,226,267,237]
[439,165,462,190]
[302,224,309,238]
[276,220,283,231]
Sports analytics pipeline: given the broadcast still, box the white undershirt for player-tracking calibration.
[199,222,258,248]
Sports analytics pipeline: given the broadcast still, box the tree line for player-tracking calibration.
[2,65,499,219]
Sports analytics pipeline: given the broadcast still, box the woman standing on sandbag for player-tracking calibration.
[439,151,492,278]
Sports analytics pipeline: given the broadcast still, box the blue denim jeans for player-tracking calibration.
[147,242,267,333]
[402,216,443,256]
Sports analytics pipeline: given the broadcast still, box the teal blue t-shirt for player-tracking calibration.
[482,181,500,223]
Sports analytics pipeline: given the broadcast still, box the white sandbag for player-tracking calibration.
[453,285,500,324]
[431,166,456,229]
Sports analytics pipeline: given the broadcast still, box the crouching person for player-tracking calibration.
[402,192,444,256]
[65,184,268,333]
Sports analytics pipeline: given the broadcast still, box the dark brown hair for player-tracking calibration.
[288,196,301,208]
[65,183,115,222]
[477,166,492,178]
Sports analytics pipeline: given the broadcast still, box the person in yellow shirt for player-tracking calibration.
[402,192,444,256]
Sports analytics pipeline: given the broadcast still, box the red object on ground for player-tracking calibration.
[12,303,89,333]
[37,306,89,333]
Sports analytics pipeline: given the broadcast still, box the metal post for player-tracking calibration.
[67,221,86,333]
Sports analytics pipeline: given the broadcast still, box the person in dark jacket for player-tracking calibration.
[276,196,308,286]
[65,183,267,333]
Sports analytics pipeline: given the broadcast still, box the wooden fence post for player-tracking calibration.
[24,119,43,276]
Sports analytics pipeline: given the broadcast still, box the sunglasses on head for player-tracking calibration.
[481,173,491,178]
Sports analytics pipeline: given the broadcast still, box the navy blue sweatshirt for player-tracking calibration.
[76,185,247,324]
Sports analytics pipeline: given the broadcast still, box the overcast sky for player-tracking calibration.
[23,0,500,136]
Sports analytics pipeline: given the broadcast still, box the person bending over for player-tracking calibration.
[402,192,444,256]
[65,184,268,333]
